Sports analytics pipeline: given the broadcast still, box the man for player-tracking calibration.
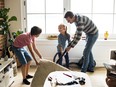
[64,11,98,73]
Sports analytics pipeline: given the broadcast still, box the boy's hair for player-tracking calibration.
[30,26,42,35]
[64,11,74,19]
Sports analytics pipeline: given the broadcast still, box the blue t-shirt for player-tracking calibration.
[57,33,71,52]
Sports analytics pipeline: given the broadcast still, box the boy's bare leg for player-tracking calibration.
[21,64,27,79]
[26,61,31,76]
[21,64,30,85]
[26,61,33,79]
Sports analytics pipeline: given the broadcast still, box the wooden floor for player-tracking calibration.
[10,65,108,87]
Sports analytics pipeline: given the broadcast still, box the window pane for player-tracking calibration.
[46,14,63,34]
[26,0,115,36]
[92,14,113,34]
[46,0,63,13]
[27,14,45,33]
[115,0,116,13]
[70,23,76,34]
[93,0,113,13]
[71,0,92,13]
[114,15,116,34]
[27,0,45,13]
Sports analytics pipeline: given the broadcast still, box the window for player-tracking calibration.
[26,0,63,34]
[70,0,115,35]
[114,0,116,33]
[26,0,116,38]
[92,14,113,34]
[71,0,92,13]
[92,0,114,34]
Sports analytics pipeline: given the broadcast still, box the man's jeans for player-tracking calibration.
[81,31,98,73]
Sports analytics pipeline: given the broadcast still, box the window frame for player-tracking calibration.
[24,0,116,39]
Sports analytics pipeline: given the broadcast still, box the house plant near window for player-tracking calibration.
[0,8,17,58]
[8,30,23,67]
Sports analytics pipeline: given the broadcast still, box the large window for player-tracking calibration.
[26,0,63,34]
[70,0,115,35]
[26,0,116,37]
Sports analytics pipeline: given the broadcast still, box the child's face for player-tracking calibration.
[34,34,40,37]
[58,25,66,33]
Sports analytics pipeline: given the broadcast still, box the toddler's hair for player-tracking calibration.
[58,24,69,37]
[58,24,67,31]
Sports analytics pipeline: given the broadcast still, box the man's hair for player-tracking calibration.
[64,11,74,18]
[30,26,42,35]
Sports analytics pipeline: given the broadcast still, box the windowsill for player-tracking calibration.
[37,38,116,41]
[36,38,116,46]
[98,39,116,41]
[38,34,116,41]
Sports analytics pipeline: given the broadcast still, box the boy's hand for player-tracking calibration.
[35,61,40,65]
[39,55,42,59]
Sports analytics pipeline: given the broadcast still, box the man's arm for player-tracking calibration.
[66,24,84,52]
[70,28,82,47]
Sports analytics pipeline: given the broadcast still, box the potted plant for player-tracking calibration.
[9,30,23,45]
[0,8,17,58]
[0,8,17,35]
[8,30,23,66]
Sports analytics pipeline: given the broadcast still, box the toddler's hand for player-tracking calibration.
[65,46,71,52]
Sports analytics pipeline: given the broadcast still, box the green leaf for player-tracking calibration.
[8,16,17,22]
[17,30,23,35]
[0,8,10,18]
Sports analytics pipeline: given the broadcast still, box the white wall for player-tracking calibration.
[31,39,116,67]
[4,0,25,32]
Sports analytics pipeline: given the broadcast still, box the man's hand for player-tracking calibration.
[65,46,71,52]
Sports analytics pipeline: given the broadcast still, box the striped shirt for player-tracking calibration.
[70,14,98,47]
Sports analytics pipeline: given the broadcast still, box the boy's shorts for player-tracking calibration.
[12,46,32,65]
